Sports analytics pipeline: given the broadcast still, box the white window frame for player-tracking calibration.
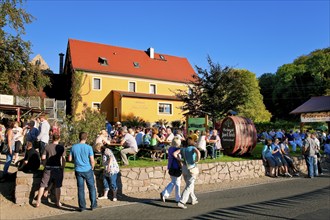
[92,102,101,110]
[128,81,136,92]
[93,77,102,90]
[149,83,157,94]
[158,102,173,115]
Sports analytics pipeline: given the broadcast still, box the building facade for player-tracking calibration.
[63,39,195,124]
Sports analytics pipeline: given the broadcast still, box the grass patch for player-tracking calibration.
[62,142,304,172]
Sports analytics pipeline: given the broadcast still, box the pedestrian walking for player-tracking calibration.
[97,147,120,201]
[160,136,182,203]
[69,132,99,211]
[174,137,201,209]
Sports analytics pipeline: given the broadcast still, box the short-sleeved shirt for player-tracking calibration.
[123,133,138,152]
[70,143,94,172]
[43,143,65,167]
[180,146,197,169]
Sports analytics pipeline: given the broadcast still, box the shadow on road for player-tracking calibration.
[189,185,330,220]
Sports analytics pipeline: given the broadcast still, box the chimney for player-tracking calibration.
[59,53,64,74]
[148,47,154,59]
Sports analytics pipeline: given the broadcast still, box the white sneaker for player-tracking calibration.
[113,198,117,202]
[285,173,292,178]
[178,202,187,209]
[191,200,199,205]
[160,193,165,202]
[97,196,108,200]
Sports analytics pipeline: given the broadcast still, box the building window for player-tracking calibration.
[93,78,101,90]
[98,57,108,66]
[92,102,101,110]
[114,107,118,118]
[159,55,166,60]
[188,88,193,96]
[158,103,172,114]
[133,62,140,68]
[129,82,136,92]
[149,84,156,94]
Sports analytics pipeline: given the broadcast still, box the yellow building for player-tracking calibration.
[63,39,195,124]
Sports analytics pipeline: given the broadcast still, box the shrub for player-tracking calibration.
[61,107,107,146]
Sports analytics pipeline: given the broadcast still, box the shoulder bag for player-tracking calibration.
[168,153,182,177]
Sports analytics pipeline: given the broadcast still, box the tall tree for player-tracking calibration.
[259,47,330,120]
[235,69,271,122]
[175,57,269,124]
[0,0,50,95]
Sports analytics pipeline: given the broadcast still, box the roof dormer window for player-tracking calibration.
[159,55,166,60]
[133,62,140,68]
[98,57,108,66]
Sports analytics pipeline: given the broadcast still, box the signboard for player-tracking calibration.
[301,112,330,122]
[187,117,206,132]
[0,95,14,105]
[220,118,236,149]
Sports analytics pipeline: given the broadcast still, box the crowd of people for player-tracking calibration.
[1,116,329,210]
[261,128,330,178]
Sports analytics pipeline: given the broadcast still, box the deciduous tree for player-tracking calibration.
[0,0,50,95]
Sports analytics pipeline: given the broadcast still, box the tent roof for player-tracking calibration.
[290,96,330,114]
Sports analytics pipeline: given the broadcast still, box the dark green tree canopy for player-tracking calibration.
[259,47,330,120]
[0,0,50,95]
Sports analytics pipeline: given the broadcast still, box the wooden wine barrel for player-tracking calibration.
[219,116,257,156]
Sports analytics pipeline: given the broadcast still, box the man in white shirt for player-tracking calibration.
[37,114,50,157]
[163,127,174,151]
[119,128,138,166]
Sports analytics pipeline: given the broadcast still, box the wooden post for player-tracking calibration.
[16,107,20,122]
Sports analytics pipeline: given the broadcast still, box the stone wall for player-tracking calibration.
[14,157,313,205]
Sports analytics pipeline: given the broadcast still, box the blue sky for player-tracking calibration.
[23,0,329,77]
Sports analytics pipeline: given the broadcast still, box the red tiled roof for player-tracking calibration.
[113,90,180,101]
[290,96,330,114]
[67,39,195,83]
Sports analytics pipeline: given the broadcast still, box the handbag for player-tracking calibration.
[168,154,182,177]
[1,142,9,154]
[169,167,182,177]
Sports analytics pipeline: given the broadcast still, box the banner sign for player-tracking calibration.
[0,95,14,105]
[301,112,330,122]
[188,117,206,132]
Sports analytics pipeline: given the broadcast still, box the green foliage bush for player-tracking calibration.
[60,107,107,146]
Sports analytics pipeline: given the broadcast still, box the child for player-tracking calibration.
[98,147,120,201]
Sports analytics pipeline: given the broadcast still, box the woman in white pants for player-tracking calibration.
[160,137,182,202]
[174,137,201,209]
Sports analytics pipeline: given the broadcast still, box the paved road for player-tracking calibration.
[40,176,330,220]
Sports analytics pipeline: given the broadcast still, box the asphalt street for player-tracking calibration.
[40,175,330,220]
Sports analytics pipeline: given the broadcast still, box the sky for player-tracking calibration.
[20,0,330,77]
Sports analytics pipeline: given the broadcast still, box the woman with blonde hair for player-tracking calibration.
[150,127,164,161]
[160,136,182,202]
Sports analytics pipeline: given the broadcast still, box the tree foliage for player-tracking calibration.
[60,106,107,146]
[175,57,270,123]
[0,0,50,95]
[259,47,330,120]
[235,69,271,122]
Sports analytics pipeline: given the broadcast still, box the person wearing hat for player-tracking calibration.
[37,114,50,157]
[119,127,138,166]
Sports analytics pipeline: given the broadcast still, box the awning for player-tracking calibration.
[290,96,330,114]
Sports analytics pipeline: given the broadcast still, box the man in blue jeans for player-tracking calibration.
[69,132,99,211]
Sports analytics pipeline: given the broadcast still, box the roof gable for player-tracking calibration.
[290,96,330,114]
[67,39,195,83]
